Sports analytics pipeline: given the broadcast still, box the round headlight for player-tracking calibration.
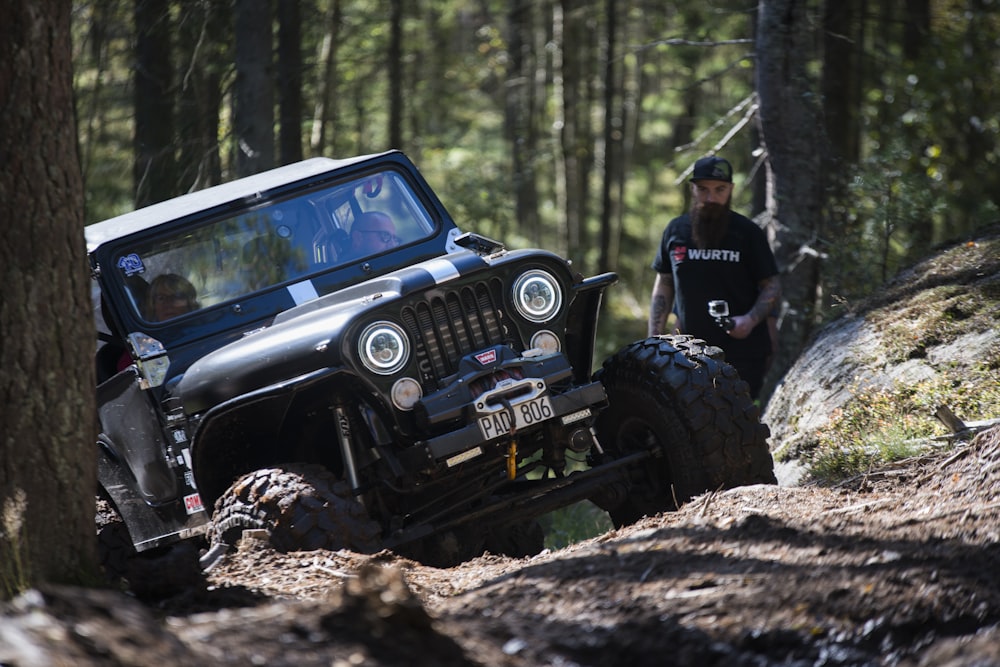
[513,270,562,323]
[358,321,409,375]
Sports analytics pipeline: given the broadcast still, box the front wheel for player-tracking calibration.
[593,335,776,526]
[209,463,382,556]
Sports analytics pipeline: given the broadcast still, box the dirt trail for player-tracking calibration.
[6,426,998,667]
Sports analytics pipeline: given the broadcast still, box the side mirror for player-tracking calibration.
[127,332,170,389]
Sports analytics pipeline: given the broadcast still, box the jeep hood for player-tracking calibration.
[175,250,509,414]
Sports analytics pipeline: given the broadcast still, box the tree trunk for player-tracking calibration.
[234,0,275,176]
[388,0,404,149]
[902,0,930,61]
[0,0,96,595]
[505,0,541,242]
[754,0,826,400]
[309,0,341,155]
[615,6,640,277]
[550,3,567,253]
[177,0,228,191]
[77,2,112,187]
[560,0,587,259]
[277,0,303,165]
[822,0,861,166]
[418,4,446,149]
[134,0,176,205]
[598,0,621,274]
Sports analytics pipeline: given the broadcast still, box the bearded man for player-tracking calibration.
[648,156,781,400]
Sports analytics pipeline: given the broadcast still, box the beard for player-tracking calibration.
[690,198,731,249]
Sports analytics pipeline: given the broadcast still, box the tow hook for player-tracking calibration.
[506,440,518,480]
[501,396,518,480]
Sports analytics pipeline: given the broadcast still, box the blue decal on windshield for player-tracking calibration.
[118,253,146,276]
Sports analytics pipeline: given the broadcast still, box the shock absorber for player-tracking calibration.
[332,399,361,491]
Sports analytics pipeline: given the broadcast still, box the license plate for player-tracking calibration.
[478,396,554,440]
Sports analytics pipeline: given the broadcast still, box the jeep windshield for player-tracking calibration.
[114,169,436,323]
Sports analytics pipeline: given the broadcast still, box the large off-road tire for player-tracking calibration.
[209,463,382,555]
[594,335,776,526]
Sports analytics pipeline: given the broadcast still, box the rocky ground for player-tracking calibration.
[3,424,1000,666]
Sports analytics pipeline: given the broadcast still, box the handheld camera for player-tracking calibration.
[708,300,734,332]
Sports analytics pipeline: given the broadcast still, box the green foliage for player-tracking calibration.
[876,292,999,365]
[827,143,946,295]
[855,233,1000,362]
[881,3,1000,232]
[805,360,1000,484]
[541,501,613,551]
[804,228,1000,485]
[418,142,514,241]
[70,0,1000,304]
[823,3,1000,310]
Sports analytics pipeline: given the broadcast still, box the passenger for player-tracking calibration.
[147,273,199,321]
[345,211,400,260]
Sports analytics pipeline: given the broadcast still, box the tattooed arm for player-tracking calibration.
[729,274,781,339]
[749,274,782,325]
[648,272,675,337]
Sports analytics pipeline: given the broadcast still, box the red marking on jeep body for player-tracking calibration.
[475,349,497,365]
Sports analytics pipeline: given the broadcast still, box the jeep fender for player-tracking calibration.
[97,437,208,552]
[188,365,361,509]
[564,271,618,381]
[97,369,177,503]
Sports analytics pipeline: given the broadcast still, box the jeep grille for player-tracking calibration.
[401,280,505,384]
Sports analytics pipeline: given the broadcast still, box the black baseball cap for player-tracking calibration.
[690,156,733,183]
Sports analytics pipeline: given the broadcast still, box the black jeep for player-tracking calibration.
[90,150,775,573]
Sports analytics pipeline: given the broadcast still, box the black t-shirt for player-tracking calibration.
[652,211,778,360]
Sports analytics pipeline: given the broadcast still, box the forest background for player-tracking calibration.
[1,0,998,596]
[73,0,1000,398]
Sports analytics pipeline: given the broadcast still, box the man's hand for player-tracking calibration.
[727,314,757,339]
[731,275,781,339]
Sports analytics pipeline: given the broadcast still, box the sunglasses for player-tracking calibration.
[357,229,401,244]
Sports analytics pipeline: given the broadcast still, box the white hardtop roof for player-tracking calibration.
[86,153,389,252]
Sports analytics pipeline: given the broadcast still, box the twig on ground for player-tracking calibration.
[823,499,896,515]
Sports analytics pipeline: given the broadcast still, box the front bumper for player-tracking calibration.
[418,379,607,464]
[405,348,608,467]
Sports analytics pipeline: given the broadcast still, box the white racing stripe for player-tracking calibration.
[287,280,319,305]
[422,257,461,284]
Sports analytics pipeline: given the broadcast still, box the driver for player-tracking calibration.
[345,211,400,259]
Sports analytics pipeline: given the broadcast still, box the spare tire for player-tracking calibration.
[594,335,776,526]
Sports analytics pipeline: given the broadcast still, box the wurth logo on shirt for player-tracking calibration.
[673,246,741,263]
